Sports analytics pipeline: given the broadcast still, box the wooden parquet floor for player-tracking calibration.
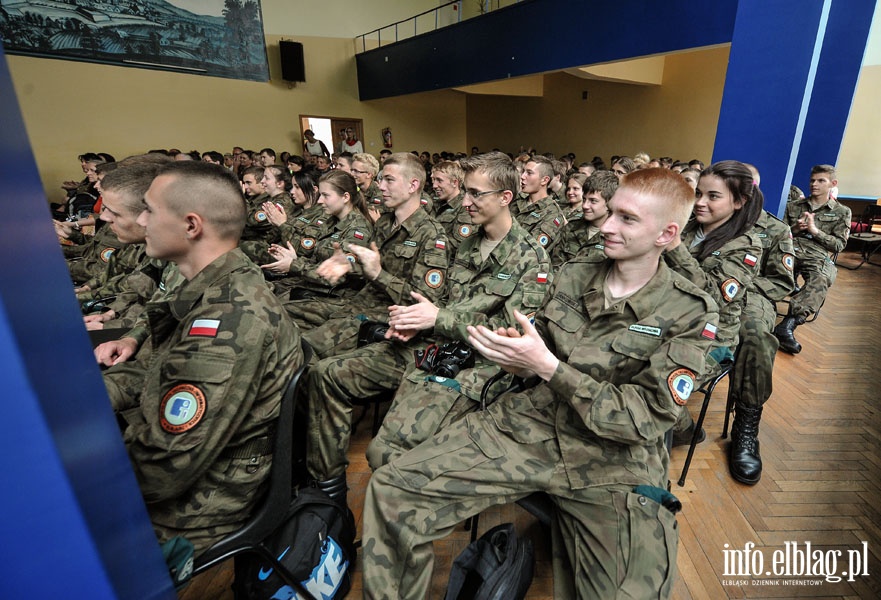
[182,247,881,599]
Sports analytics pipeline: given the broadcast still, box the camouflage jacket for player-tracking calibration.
[750,211,795,303]
[344,208,450,321]
[486,257,718,490]
[66,224,124,285]
[431,193,476,255]
[551,219,604,270]
[511,193,567,252]
[104,249,301,552]
[79,242,146,300]
[283,209,374,296]
[240,192,296,264]
[104,260,181,330]
[278,203,325,247]
[784,196,851,261]
[405,219,553,400]
[664,226,763,350]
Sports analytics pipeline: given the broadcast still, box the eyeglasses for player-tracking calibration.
[464,188,505,200]
[350,168,369,176]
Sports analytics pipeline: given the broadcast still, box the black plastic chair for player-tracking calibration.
[841,204,881,270]
[676,360,733,487]
[191,339,314,597]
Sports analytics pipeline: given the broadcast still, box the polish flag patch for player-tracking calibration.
[743,253,758,267]
[354,230,365,240]
[701,322,717,340]
[435,240,446,249]
[553,217,562,227]
[537,272,548,283]
[189,319,221,337]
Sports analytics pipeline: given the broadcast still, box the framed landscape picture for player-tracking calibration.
[0,0,269,81]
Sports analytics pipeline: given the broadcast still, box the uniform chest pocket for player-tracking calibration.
[816,214,840,224]
[544,295,586,333]
[393,244,418,259]
[162,348,237,385]
[609,332,659,362]
[485,276,517,297]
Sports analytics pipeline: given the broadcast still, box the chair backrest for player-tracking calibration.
[194,338,313,571]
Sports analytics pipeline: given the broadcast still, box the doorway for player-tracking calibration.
[298,115,363,156]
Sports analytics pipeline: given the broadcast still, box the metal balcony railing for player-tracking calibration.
[355,1,522,54]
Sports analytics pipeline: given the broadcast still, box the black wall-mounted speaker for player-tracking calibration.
[279,40,305,82]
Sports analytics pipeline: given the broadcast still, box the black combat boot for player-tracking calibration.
[316,474,348,507]
[729,404,762,485]
[773,316,802,354]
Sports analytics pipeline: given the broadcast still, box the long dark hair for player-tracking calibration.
[694,160,763,260]
[318,170,371,222]
[292,169,319,208]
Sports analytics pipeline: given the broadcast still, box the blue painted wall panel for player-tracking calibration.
[0,45,174,599]
[357,0,738,100]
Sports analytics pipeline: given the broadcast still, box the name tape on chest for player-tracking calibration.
[628,324,661,337]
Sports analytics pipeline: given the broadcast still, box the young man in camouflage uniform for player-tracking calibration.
[428,160,475,254]
[550,170,618,270]
[775,164,850,354]
[513,155,567,251]
[95,161,302,555]
[285,153,450,348]
[361,169,719,599]
[354,152,551,469]
[298,153,450,503]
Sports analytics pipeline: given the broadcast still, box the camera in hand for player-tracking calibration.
[358,320,390,347]
[414,341,475,378]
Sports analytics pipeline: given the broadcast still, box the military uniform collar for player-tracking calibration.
[167,248,250,320]
[582,258,672,320]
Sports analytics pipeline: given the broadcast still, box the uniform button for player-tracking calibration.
[638,496,647,506]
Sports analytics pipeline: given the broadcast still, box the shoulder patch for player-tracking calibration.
[100,247,115,262]
[458,224,473,238]
[782,253,794,272]
[668,369,696,406]
[537,234,550,247]
[743,253,758,267]
[435,239,446,249]
[160,384,207,433]
[255,211,268,222]
[189,319,220,337]
[425,268,444,288]
[701,322,717,340]
[720,278,741,303]
[536,272,548,284]
[300,237,316,250]
[354,230,365,240]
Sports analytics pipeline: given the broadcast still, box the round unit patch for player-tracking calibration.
[458,225,473,238]
[425,268,444,289]
[782,253,795,272]
[300,237,316,250]
[100,247,115,262]
[720,278,740,302]
[160,384,207,434]
[537,234,550,247]
[255,211,268,222]
[667,369,696,406]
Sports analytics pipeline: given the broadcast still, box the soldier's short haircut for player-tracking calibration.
[620,167,695,229]
[430,160,464,187]
[585,170,619,202]
[242,165,265,180]
[155,161,247,241]
[352,152,380,176]
[381,152,426,189]
[810,164,836,179]
[260,147,276,158]
[459,151,519,194]
[100,158,169,214]
[526,155,554,183]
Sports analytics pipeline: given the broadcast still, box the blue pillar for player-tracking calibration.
[0,46,174,598]
[712,0,877,217]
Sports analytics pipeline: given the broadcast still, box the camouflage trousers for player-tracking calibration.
[789,255,836,319]
[305,341,410,480]
[365,372,480,470]
[302,315,368,360]
[728,292,778,409]
[362,410,679,599]
[282,296,348,330]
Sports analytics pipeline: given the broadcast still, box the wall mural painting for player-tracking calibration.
[0,0,269,82]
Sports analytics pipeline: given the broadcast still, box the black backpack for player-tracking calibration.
[237,486,356,600]
[445,523,534,600]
